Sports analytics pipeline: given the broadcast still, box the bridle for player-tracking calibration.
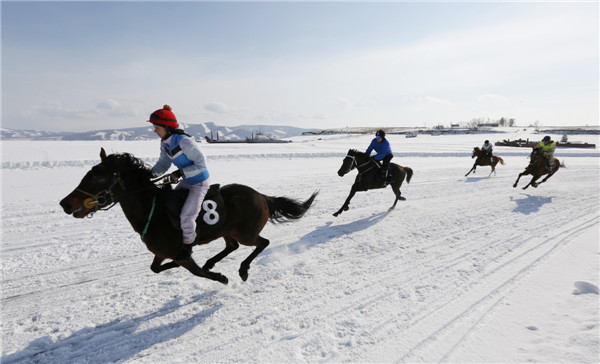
[75,170,172,218]
[76,172,124,212]
[341,151,375,176]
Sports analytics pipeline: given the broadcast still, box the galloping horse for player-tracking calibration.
[513,145,560,189]
[465,147,505,177]
[334,149,413,216]
[60,148,317,284]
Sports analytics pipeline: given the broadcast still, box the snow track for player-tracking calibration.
[2,135,599,363]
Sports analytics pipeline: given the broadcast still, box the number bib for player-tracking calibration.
[201,199,220,225]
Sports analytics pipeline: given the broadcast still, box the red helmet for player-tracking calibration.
[148,105,178,129]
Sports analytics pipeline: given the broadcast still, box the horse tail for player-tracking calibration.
[265,191,318,223]
[497,156,505,165]
[405,167,413,183]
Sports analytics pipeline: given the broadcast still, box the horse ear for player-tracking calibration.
[100,148,107,162]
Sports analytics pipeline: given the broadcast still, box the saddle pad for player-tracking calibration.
[165,184,227,231]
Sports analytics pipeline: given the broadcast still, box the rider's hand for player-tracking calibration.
[168,170,183,183]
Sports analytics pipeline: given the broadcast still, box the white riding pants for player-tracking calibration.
[175,178,210,244]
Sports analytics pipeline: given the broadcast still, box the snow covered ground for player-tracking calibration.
[2,130,599,363]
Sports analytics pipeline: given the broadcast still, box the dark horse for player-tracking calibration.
[465,147,505,177]
[513,145,560,189]
[334,149,413,217]
[60,148,317,284]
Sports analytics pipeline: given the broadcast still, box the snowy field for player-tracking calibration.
[2,131,599,363]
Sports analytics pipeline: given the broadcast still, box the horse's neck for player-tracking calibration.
[355,154,375,172]
[117,180,158,234]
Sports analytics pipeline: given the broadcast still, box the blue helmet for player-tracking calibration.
[542,135,551,143]
[376,130,386,138]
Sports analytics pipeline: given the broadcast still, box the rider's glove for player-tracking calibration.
[168,170,183,183]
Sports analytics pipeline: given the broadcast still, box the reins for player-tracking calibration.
[77,173,172,217]
[344,152,375,176]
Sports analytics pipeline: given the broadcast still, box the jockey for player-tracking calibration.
[366,129,393,184]
[539,135,557,173]
[148,105,210,246]
[481,140,493,163]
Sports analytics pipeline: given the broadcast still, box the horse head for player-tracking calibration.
[472,147,481,159]
[529,145,543,164]
[60,148,152,218]
[337,149,358,177]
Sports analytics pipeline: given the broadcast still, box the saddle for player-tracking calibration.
[371,159,393,184]
[165,184,227,231]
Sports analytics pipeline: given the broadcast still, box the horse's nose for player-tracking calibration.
[60,198,72,214]
[337,170,344,177]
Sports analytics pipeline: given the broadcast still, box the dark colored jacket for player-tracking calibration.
[366,138,392,161]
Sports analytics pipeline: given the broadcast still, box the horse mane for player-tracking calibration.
[349,149,367,156]
[104,153,154,183]
[474,147,481,151]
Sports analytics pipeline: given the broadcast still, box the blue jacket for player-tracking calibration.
[365,138,392,160]
[151,134,210,185]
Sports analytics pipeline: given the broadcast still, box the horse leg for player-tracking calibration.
[175,251,229,284]
[523,175,542,190]
[465,163,477,177]
[534,172,555,187]
[334,184,358,217]
[150,256,180,273]
[513,172,527,188]
[488,164,496,177]
[203,236,240,271]
[239,236,270,282]
[390,183,405,210]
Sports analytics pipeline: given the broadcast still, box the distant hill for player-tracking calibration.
[1,123,309,141]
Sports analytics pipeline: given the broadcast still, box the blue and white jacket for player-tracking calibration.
[365,138,392,161]
[151,134,210,185]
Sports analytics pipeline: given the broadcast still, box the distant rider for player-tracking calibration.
[366,130,393,185]
[482,140,493,164]
[148,105,210,247]
[539,135,557,173]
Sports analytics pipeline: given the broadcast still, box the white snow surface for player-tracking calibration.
[2,131,599,363]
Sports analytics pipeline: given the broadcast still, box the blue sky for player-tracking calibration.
[2,1,598,132]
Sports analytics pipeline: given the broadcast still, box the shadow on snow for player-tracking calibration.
[511,194,553,215]
[265,210,392,258]
[2,292,222,364]
[464,176,490,183]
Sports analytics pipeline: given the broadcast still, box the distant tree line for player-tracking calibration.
[461,117,516,129]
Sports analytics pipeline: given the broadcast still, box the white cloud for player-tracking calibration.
[204,102,229,114]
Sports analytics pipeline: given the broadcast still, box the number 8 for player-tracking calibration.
[202,200,219,225]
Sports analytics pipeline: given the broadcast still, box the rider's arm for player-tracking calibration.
[151,148,172,177]
[365,139,375,156]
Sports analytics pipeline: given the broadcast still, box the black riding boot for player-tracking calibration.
[380,170,388,186]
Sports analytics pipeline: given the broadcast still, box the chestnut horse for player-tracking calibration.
[334,149,413,216]
[513,145,560,189]
[465,147,505,177]
[60,148,317,284]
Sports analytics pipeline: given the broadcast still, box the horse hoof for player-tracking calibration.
[239,271,249,282]
[399,196,406,201]
[218,275,229,285]
[333,212,339,217]
[343,206,349,211]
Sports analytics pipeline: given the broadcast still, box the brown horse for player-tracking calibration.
[513,146,560,189]
[60,148,317,284]
[334,149,413,216]
[465,147,505,177]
